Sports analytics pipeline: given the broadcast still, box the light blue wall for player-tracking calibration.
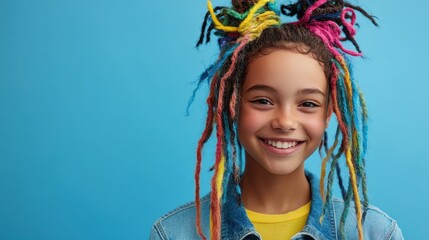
[0,0,427,239]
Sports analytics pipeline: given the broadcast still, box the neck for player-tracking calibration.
[240,158,311,214]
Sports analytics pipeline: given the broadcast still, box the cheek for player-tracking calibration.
[302,113,328,139]
[237,108,253,140]
[237,106,267,140]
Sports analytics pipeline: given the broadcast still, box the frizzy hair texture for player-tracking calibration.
[189,0,377,239]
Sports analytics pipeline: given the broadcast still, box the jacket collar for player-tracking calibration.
[220,174,257,240]
[220,171,337,240]
[291,171,337,240]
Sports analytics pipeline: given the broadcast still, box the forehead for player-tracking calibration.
[243,49,327,93]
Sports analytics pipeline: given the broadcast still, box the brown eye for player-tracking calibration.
[250,98,272,105]
[300,101,319,108]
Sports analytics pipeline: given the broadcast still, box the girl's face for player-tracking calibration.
[238,48,332,176]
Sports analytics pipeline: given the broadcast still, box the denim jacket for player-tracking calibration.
[149,172,403,240]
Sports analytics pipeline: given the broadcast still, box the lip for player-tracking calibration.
[259,137,304,156]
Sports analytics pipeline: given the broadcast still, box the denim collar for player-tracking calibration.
[220,171,336,240]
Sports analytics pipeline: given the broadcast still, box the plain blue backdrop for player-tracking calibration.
[0,0,427,239]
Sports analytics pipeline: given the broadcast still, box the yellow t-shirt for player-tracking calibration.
[245,202,311,240]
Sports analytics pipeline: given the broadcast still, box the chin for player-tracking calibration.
[261,161,305,176]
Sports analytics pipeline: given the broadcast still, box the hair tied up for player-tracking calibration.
[281,0,377,54]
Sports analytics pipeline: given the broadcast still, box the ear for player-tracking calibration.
[325,101,333,128]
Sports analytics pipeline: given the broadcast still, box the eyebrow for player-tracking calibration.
[296,88,326,97]
[245,84,276,93]
[246,84,326,97]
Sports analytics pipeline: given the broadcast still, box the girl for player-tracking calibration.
[150,0,403,239]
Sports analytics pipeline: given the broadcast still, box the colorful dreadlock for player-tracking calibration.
[190,0,377,239]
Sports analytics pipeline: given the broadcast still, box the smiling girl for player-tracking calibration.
[150,0,403,239]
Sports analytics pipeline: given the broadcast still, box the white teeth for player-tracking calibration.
[265,139,298,149]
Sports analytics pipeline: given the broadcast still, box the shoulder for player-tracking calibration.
[331,198,404,240]
[149,195,211,240]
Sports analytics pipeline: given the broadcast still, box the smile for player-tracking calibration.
[260,138,305,155]
[262,138,305,149]
[263,139,299,149]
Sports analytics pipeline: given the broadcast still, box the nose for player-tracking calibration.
[271,107,297,133]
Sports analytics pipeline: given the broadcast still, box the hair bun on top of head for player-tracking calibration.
[196,0,281,48]
[197,0,377,55]
[281,0,378,54]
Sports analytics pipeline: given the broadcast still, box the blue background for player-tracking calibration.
[0,0,427,239]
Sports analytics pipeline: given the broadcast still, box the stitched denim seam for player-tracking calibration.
[331,198,339,240]
[384,220,398,240]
